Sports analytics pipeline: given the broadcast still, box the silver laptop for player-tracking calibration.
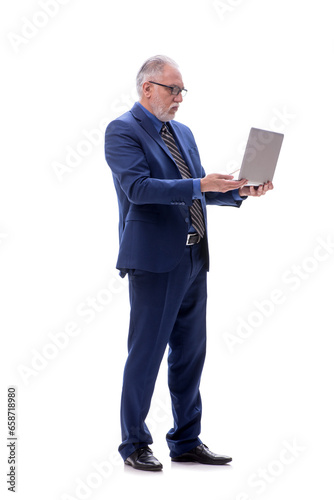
[238,128,284,186]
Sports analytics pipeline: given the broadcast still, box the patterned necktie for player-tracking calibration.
[161,123,205,238]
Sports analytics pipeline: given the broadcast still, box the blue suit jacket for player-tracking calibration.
[105,102,244,273]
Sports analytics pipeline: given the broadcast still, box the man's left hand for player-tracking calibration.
[239,181,274,197]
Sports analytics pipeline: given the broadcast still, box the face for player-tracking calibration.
[142,64,184,122]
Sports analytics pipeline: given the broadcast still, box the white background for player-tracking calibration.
[1,0,333,499]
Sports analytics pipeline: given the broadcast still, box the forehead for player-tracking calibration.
[160,64,183,86]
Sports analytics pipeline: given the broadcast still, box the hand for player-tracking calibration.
[201,174,248,193]
[239,181,274,197]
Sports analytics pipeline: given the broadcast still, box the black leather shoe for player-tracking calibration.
[124,447,163,471]
[171,444,232,465]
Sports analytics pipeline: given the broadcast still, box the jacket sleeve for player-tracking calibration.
[105,119,194,206]
[205,189,246,207]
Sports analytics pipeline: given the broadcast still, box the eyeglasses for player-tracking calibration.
[149,81,188,97]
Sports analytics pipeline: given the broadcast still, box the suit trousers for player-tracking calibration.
[118,241,207,460]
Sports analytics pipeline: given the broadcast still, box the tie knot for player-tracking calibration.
[161,123,168,135]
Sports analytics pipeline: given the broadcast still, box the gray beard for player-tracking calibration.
[150,97,177,122]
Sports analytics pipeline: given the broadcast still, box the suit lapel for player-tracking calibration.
[130,103,176,165]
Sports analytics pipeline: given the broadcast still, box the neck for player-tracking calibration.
[139,98,153,115]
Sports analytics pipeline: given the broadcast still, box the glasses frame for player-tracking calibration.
[148,81,188,97]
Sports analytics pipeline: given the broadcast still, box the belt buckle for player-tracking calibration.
[186,233,200,246]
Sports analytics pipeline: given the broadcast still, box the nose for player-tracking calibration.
[174,92,183,103]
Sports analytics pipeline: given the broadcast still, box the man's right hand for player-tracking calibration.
[200,174,248,193]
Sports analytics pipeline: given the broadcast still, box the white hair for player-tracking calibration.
[136,55,179,97]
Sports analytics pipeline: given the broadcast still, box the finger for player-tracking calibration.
[234,180,248,189]
[220,179,247,193]
[254,186,261,196]
[225,179,246,187]
[263,182,273,193]
[232,179,248,188]
[219,175,234,180]
[215,174,234,181]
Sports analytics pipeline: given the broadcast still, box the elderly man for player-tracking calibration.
[105,55,272,471]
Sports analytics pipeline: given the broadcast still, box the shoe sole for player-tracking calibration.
[172,456,232,465]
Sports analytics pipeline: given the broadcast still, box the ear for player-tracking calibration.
[142,81,153,98]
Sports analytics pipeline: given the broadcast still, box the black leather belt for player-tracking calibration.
[186,233,201,246]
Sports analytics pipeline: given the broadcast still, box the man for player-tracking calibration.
[105,55,273,472]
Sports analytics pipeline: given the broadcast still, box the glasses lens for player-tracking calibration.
[171,86,187,97]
